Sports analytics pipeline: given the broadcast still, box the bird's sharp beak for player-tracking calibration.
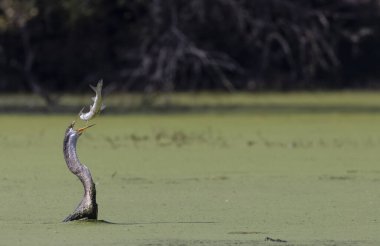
[77,124,95,134]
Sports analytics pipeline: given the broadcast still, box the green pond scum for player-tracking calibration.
[0,92,380,245]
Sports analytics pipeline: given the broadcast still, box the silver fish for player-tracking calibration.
[79,80,105,122]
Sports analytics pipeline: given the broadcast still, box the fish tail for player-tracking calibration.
[89,84,97,92]
[97,79,103,89]
[89,79,103,93]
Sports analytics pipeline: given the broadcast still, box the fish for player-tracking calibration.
[79,80,105,122]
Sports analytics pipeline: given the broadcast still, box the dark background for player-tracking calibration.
[0,0,379,101]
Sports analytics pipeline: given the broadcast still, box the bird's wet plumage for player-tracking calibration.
[63,122,98,222]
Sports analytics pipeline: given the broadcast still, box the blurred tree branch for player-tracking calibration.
[0,0,57,106]
[0,0,378,97]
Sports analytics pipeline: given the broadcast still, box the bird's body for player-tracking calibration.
[79,80,105,123]
[63,122,97,222]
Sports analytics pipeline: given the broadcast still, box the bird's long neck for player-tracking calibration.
[63,135,96,203]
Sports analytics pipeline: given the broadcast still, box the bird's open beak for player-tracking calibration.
[77,124,95,134]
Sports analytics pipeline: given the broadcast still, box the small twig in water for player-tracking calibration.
[265,237,288,243]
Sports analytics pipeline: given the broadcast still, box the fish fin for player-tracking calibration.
[101,104,106,111]
[78,107,85,115]
[91,96,96,101]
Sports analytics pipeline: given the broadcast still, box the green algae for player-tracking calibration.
[0,94,380,245]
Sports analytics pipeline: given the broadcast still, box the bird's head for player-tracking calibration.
[65,121,95,139]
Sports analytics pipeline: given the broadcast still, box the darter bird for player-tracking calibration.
[63,121,97,222]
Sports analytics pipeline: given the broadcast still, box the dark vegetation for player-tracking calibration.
[0,0,379,103]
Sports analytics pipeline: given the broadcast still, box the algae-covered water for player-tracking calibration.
[1,94,380,245]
